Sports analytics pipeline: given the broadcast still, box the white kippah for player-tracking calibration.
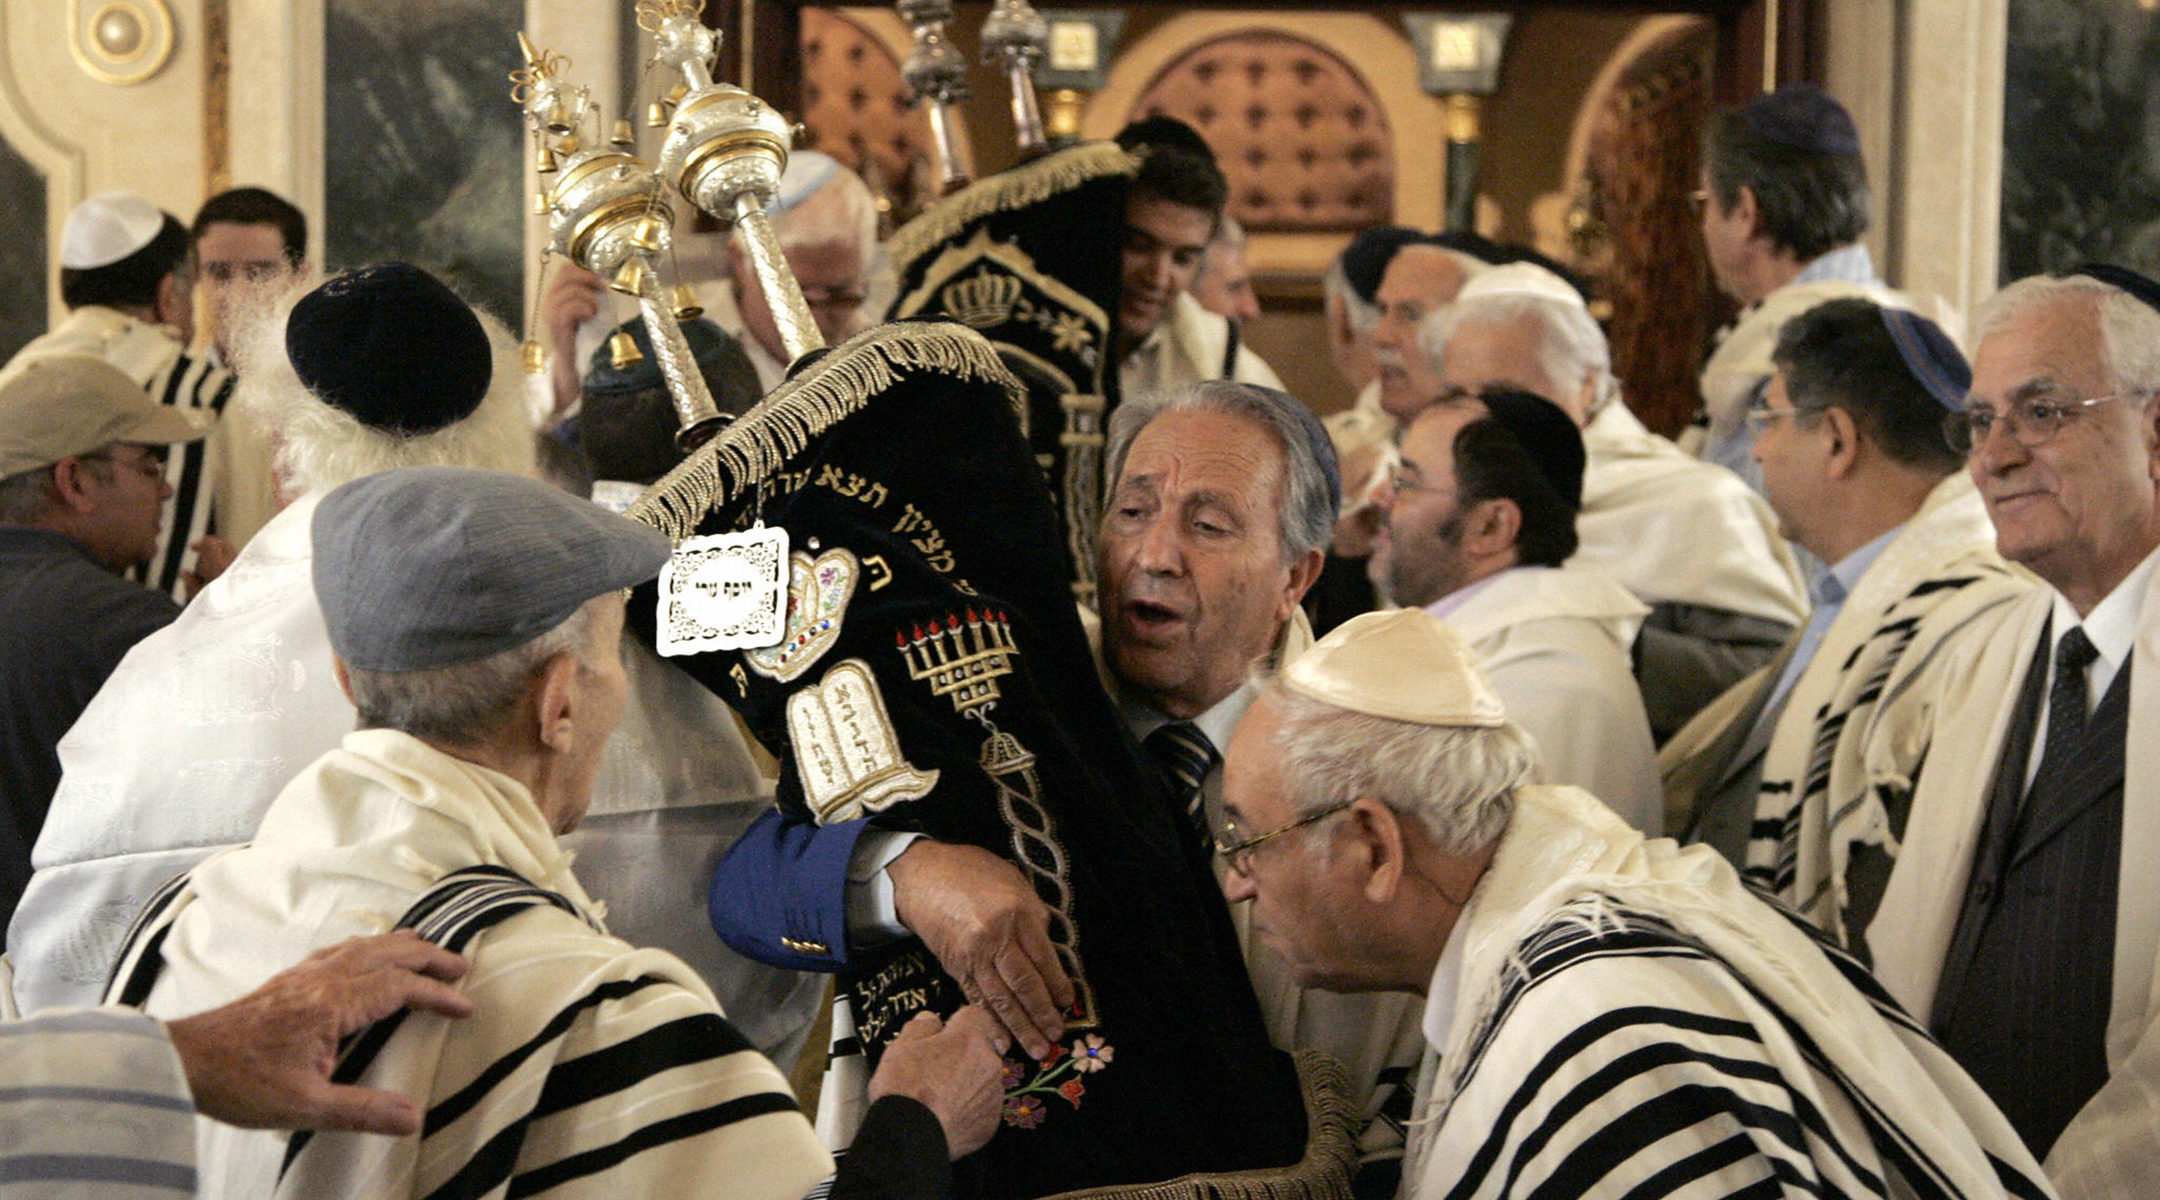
[770,150,844,218]
[1455,261,1584,311]
[61,191,166,270]
[1282,609,1508,727]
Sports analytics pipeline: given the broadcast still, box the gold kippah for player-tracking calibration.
[1280,609,1508,727]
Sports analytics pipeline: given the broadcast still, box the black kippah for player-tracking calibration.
[1741,83,1861,157]
[1115,115,1216,161]
[1478,389,1585,512]
[2073,262,2160,317]
[1339,227,1425,304]
[286,263,491,435]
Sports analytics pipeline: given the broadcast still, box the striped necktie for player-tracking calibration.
[1145,721,1220,856]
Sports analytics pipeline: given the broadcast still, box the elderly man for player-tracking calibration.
[109,466,1003,1198]
[1191,215,1260,326]
[1661,298,2029,948]
[0,356,206,925]
[1873,266,2160,1196]
[1424,263,1807,738]
[1221,608,2050,1200]
[1694,84,1897,491]
[16,265,819,1073]
[710,381,1426,1181]
[3,192,236,601]
[1373,389,1662,832]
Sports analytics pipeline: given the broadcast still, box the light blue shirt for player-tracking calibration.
[1761,525,1901,720]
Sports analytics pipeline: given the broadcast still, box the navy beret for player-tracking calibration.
[286,264,492,435]
[1740,84,1861,157]
[1339,227,1427,304]
[1879,307,1971,413]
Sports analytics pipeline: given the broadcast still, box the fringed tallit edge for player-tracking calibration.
[626,321,1026,542]
[1036,1050,1361,1200]
[886,142,1140,278]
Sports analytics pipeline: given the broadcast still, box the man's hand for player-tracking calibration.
[867,1007,1010,1159]
[888,841,1074,1059]
[1331,441,1389,557]
[163,930,474,1136]
[183,534,238,598]
[540,263,608,422]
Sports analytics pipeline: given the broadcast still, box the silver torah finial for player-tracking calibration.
[516,31,728,450]
[980,0,1049,156]
[640,0,825,365]
[896,0,975,194]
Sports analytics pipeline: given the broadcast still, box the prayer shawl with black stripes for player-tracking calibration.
[1742,474,2030,945]
[1,305,235,601]
[104,728,833,1200]
[1404,784,2052,1200]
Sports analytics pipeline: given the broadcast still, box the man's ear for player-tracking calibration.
[1820,405,1862,478]
[1346,797,1406,904]
[1275,547,1326,621]
[533,652,583,754]
[48,457,100,514]
[331,655,357,706]
[1466,497,1521,558]
[1732,184,1764,239]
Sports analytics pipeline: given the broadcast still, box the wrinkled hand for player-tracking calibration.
[868,1007,1010,1159]
[889,840,1074,1059]
[540,263,608,421]
[182,534,238,598]
[164,930,474,1135]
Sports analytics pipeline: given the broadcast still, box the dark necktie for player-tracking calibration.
[2042,627,2099,764]
[1145,721,1219,857]
[2023,626,2100,827]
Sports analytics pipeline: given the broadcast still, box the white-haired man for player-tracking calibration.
[15,265,822,1071]
[1421,262,1807,738]
[110,465,1004,1198]
[1873,265,2160,1197]
[1221,607,2048,1200]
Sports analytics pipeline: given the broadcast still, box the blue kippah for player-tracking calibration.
[286,264,491,435]
[1741,84,1861,157]
[1879,307,1971,413]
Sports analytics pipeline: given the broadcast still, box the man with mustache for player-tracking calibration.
[1871,265,2160,1198]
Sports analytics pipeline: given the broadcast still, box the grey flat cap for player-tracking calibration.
[312,466,671,671]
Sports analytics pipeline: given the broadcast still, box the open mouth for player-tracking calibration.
[1121,598,1188,639]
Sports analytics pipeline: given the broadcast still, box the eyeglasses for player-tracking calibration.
[1744,402,1819,432]
[1688,188,1712,213]
[1949,389,2152,451]
[1214,801,1353,876]
[200,260,292,285]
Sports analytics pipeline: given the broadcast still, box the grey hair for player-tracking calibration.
[0,466,59,524]
[345,599,598,746]
[1418,292,1617,415]
[1322,260,1381,336]
[760,166,880,263]
[1263,677,1528,857]
[229,279,537,499]
[1976,274,2160,398]
[1104,380,1341,561]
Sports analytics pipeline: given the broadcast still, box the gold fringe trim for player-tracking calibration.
[626,322,1026,541]
[886,141,1141,281]
[1037,1050,1361,1200]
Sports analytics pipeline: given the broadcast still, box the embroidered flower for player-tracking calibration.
[1070,1034,1113,1072]
[1003,1095,1047,1128]
[1001,1058,1028,1089]
[1058,1078,1086,1105]
[1039,1041,1067,1068]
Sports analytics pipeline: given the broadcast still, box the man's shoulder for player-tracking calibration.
[0,532,176,641]
[7,307,185,387]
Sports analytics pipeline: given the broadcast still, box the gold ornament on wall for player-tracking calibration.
[69,0,177,86]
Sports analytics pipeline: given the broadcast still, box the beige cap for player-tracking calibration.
[1455,261,1586,311]
[1282,608,1508,727]
[0,356,209,478]
[60,191,169,270]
